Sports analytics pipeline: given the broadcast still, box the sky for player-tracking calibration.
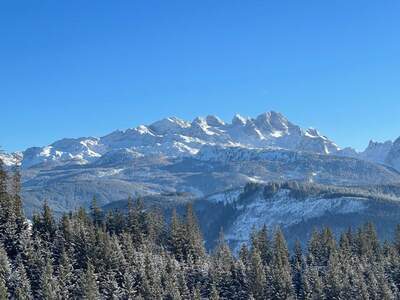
[1,0,399,152]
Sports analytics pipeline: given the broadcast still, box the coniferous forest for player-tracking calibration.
[2,161,400,299]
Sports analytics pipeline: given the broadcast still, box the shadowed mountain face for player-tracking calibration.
[1,111,400,224]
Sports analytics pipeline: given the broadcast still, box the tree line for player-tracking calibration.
[2,159,400,299]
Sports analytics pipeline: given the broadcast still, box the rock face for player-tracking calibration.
[359,140,393,164]
[386,138,400,171]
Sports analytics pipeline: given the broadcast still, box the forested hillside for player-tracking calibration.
[2,160,400,299]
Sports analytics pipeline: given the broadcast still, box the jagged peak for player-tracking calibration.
[256,110,287,121]
[206,115,225,127]
[255,111,290,132]
[305,128,320,138]
[149,116,190,134]
[192,116,206,124]
[232,114,248,126]
[365,139,393,149]
[154,116,190,127]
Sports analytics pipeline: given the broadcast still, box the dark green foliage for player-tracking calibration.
[2,163,400,299]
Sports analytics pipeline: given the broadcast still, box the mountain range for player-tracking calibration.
[2,110,400,248]
[2,111,399,170]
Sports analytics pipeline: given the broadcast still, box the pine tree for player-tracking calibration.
[57,249,74,300]
[394,224,400,255]
[302,264,324,300]
[24,236,46,298]
[209,283,220,300]
[121,264,138,299]
[81,262,100,300]
[252,225,272,266]
[213,229,233,269]
[269,228,294,300]
[229,260,251,299]
[140,251,163,299]
[100,270,121,300]
[0,159,7,199]
[320,227,336,266]
[341,259,369,300]
[9,256,32,300]
[192,284,202,300]
[0,245,10,299]
[184,204,205,263]
[169,209,185,262]
[291,240,304,298]
[307,229,321,267]
[177,267,190,300]
[163,257,182,300]
[11,164,25,230]
[90,196,103,227]
[238,243,250,267]
[126,196,145,246]
[324,251,343,300]
[0,277,7,300]
[33,201,56,244]
[248,247,266,299]
[40,258,59,300]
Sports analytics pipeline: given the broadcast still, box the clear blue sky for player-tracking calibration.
[1,1,399,152]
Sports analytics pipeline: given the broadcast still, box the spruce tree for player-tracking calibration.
[291,240,304,298]
[57,249,74,300]
[9,255,32,300]
[324,251,343,300]
[163,257,182,300]
[169,209,185,262]
[248,247,266,299]
[40,258,59,300]
[90,196,103,227]
[0,159,7,199]
[121,264,138,299]
[0,245,10,299]
[184,203,205,263]
[209,283,220,300]
[270,228,294,300]
[81,262,100,300]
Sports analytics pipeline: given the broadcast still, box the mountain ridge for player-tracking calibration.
[0,110,355,168]
[2,110,400,217]
[3,111,399,171]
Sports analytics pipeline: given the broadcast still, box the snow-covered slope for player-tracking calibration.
[225,190,367,250]
[0,153,21,167]
[7,111,340,170]
[195,182,400,250]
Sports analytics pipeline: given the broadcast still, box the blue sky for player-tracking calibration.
[1,1,399,152]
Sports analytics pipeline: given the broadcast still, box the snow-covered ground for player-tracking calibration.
[225,189,367,249]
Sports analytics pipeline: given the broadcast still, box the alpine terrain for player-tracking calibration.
[2,111,400,248]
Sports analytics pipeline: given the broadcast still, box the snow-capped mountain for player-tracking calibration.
[9,111,341,170]
[2,110,400,217]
